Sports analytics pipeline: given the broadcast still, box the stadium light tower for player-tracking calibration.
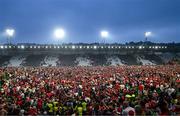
[5,28,15,44]
[54,28,65,43]
[144,31,152,42]
[100,30,109,43]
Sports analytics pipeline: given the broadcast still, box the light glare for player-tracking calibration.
[6,29,15,37]
[72,45,75,49]
[54,28,65,39]
[139,46,142,49]
[145,31,152,37]
[101,30,109,38]
[0,46,4,49]
[94,46,97,49]
[21,45,25,49]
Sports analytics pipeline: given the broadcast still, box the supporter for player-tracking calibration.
[0,65,180,115]
[122,101,135,116]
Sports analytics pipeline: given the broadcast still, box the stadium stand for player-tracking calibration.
[22,54,46,67]
[1,53,179,67]
[0,55,12,67]
[0,43,179,66]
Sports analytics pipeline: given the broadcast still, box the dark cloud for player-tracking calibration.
[0,0,179,43]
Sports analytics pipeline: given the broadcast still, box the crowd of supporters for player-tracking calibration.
[0,65,180,115]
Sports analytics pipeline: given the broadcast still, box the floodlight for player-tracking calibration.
[119,46,121,48]
[149,46,152,49]
[38,46,40,49]
[101,30,109,38]
[57,46,60,48]
[139,46,142,49]
[54,28,65,39]
[145,32,152,37]
[21,45,25,49]
[155,46,158,49]
[45,46,48,49]
[34,46,37,48]
[108,46,110,49]
[4,46,7,49]
[79,46,82,49]
[0,46,4,49]
[94,46,97,49]
[101,46,103,49]
[72,45,75,49]
[87,46,89,49]
[65,46,67,49]
[30,46,33,48]
[9,46,11,48]
[6,29,15,37]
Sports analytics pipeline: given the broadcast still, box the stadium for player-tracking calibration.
[0,0,180,115]
[0,43,179,66]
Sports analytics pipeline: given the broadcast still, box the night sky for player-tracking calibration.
[0,0,179,44]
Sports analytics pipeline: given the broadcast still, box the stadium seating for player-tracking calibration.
[0,52,179,67]
[22,54,46,66]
